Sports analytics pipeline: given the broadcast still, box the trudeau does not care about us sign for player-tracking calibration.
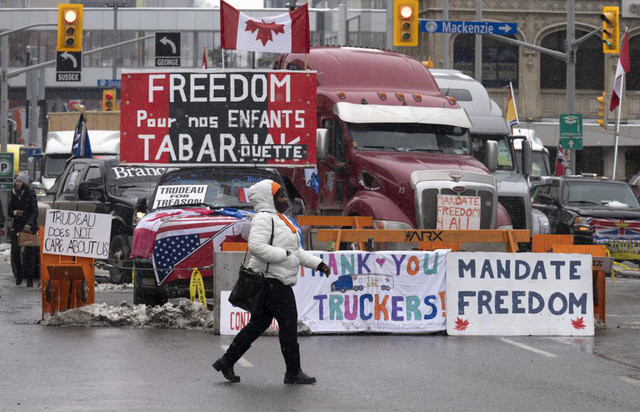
[119,70,317,166]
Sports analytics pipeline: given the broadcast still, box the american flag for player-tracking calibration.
[588,217,640,242]
[131,208,251,285]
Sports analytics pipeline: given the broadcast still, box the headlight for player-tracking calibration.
[36,188,47,196]
[133,211,146,226]
[572,216,591,232]
[373,220,413,230]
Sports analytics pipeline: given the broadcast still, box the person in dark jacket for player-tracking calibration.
[9,172,38,287]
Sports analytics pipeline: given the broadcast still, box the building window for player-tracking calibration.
[453,34,518,88]
[626,35,640,91]
[540,30,604,90]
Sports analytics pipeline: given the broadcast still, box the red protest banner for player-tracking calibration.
[120,70,317,166]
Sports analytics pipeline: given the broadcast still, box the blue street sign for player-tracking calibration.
[420,20,517,35]
[97,79,121,88]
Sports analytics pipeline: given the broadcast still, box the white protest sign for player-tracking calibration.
[294,251,447,334]
[152,185,207,209]
[437,194,481,230]
[446,252,594,336]
[44,210,112,259]
[219,291,279,335]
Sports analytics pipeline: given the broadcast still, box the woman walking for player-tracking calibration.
[213,179,331,384]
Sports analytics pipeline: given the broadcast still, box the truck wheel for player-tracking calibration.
[340,288,347,293]
[108,235,131,284]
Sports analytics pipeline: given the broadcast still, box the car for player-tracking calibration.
[531,175,640,245]
[131,166,303,306]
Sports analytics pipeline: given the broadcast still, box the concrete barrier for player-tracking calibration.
[213,251,248,334]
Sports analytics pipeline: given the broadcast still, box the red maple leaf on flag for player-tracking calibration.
[454,317,469,331]
[571,317,586,330]
[245,20,285,46]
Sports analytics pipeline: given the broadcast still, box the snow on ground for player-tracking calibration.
[0,243,10,263]
[41,300,214,329]
[94,282,133,292]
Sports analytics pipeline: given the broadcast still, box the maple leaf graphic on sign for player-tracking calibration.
[571,317,586,330]
[454,317,469,331]
[245,20,285,46]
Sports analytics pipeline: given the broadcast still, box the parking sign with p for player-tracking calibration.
[0,153,14,191]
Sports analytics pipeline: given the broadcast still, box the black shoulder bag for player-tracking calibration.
[228,217,274,313]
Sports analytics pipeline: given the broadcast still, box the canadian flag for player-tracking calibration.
[610,29,631,112]
[555,145,565,176]
[220,0,310,54]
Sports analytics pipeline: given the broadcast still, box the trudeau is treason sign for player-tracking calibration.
[120,69,317,166]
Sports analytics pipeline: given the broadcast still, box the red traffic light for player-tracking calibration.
[105,93,113,100]
[399,5,413,19]
[64,9,78,24]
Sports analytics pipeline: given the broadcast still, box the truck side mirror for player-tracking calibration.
[317,128,329,162]
[521,139,532,177]
[484,140,498,172]
[78,181,104,202]
[291,197,305,216]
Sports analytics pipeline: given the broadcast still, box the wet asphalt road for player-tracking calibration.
[1,263,640,411]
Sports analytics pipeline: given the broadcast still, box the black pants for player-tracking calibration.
[10,230,34,281]
[226,278,298,360]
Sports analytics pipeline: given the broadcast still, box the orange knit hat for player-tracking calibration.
[271,182,282,195]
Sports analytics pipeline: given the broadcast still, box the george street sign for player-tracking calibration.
[420,20,517,35]
[155,32,181,67]
[559,113,583,137]
[560,137,583,151]
[0,153,14,191]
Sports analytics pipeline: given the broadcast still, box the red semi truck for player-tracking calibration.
[275,46,511,232]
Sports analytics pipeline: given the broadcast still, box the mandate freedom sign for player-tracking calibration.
[119,70,317,166]
[445,253,594,336]
[437,194,481,230]
[44,210,112,259]
[293,251,447,333]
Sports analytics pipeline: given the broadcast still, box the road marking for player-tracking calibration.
[619,376,640,387]
[499,338,557,358]
[221,345,253,367]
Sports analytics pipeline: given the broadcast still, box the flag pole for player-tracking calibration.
[612,74,623,180]
[510,82,520,129]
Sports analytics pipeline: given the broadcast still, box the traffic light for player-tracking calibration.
[601,6,619,54]
[393,0,419,47]
[596,92,606,130]
[57,4,83,52]
[102,89,116,111]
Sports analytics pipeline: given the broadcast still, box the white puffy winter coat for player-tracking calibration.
[246,179,322,286]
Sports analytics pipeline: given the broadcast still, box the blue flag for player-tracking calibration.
[71,113,92,157]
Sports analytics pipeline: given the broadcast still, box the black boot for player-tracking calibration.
[212,341,250,383]
[282,344,316,384]
[212,357,240,383]
[15,276,22,286]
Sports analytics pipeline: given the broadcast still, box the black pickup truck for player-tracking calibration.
[41,157,165,283]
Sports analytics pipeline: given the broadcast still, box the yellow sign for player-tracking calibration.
[189,269,207,307]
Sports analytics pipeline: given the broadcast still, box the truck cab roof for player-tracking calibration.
[45,130,120,155]
[430,69,509,135]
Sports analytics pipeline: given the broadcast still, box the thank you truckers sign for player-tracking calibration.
[119,70,317,166]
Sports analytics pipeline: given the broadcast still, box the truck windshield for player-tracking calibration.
[107,166,165,200]
[565,181,640,208]
[471,135,514,171]
[44,154,69,178]
[150,168,280,211]
[514,149,551,176]
[347,123,470,155]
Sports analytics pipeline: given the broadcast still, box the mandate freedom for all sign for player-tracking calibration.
[44,209,112,260]
[119,70,317,166]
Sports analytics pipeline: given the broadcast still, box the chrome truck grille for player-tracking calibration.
[411,170,498,229]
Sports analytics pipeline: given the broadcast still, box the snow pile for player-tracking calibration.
[94,282,133,292]
[0,243,10,263]
[604,200,630,208]
[42,300,214,329]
